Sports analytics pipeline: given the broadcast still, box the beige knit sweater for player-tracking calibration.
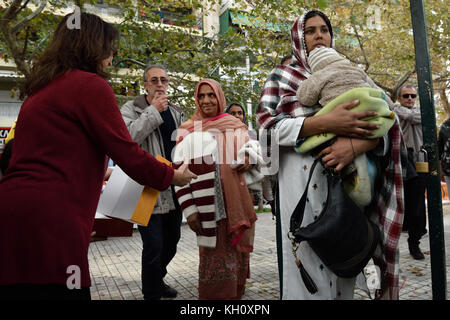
[297,48,371,107]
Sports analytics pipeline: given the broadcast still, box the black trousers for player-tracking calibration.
[403,175,427,247]
[0,284,91,300]
[138,208,182,300]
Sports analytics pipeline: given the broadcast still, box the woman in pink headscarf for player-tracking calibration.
[174,79,257,300]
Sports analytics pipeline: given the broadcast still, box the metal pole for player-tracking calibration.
[245,30,253,131]
[246,53,253,131]
[409,0,447,300]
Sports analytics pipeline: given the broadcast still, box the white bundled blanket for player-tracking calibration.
[233,140,274,201]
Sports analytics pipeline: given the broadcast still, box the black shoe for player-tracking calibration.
[409,246,425,260]
[421,228,428,237]
[162,282,178,298]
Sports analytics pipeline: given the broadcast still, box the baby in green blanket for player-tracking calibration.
[295,46,395,208]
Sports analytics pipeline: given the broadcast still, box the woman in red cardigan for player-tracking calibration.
[0,12,195,300]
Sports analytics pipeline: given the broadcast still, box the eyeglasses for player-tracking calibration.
[148,77,169,85]
[402,94,417,99]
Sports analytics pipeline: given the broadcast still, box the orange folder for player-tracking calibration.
[96,155,171,226]
[132,155,172,225]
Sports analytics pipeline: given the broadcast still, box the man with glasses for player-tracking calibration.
[121,64,184,299]
[394,84,427,260]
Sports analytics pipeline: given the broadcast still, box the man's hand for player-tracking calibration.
[187,213,203,235]
[152,91,168,112]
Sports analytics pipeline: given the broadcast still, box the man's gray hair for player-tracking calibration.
[397,83,416,98]
[143,64,168,82]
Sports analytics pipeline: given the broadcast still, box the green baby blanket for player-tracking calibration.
[295,87,395,153]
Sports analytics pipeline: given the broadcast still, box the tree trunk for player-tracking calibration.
[440,89,450,116]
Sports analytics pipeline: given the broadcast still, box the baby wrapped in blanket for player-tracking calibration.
[295,46,395,208]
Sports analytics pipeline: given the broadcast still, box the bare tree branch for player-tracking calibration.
[1,0,23,21]
[334,48,364,65]
[372,79,394,97]
[439,89,449,115]
[347,1,370,72]
[350,28,369,72]
[432,75,450,84]
[0,0,47,77]
[163,48,201,66]
[18,0,32,13]
[22,25,30,56]
[367,72,396,77]
[12,0,47,34]
[392,67,416,100]
[0,29,31,76]
[113,58,146,68]
[28,32,50,63]
[169,72,199,85]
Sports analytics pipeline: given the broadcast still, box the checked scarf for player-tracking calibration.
[256,11,405,299]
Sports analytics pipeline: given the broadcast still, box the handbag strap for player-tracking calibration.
[289,156,325,294]
[289,157,323,234]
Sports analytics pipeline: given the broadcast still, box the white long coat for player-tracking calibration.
[276,117,357,300]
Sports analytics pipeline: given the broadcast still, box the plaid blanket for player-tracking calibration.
[256,11,405,299]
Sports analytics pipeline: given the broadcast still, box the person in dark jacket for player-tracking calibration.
[393,84,427,260]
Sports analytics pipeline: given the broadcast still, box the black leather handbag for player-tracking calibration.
[289,157,380,294]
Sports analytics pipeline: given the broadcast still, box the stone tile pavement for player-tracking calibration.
[88,205,450,300]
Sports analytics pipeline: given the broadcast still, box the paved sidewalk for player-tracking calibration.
[88,205,450,300]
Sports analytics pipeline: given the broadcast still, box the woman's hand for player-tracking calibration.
[318,137,355,172]
[318,137,380,172]
[300,100,380,139]
[326,100,379,138]
[187,213,203,235]
[233,154,253,172]
[172,163,197,186]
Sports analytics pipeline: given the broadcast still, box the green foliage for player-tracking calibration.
[317,0,330,10]
[0,0,448,117]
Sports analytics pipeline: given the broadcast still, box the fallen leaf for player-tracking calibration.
[410,267,424,276]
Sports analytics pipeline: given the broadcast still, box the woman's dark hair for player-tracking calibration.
[225,102,244,112]
[225,102,246,123]
[21,12,119,98]
[304,10,333,40]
